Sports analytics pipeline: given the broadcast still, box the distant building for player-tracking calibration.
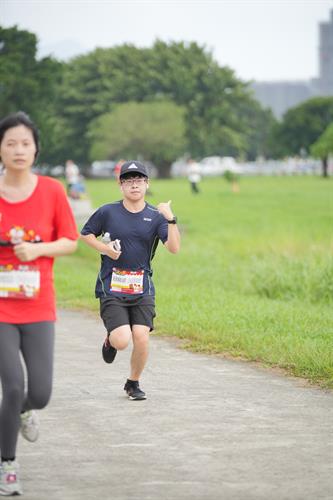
[251,81,314,119]
[317,9,333,95]
[251,9,333,119]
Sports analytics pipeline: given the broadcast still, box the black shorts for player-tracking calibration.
[99,295,156,334]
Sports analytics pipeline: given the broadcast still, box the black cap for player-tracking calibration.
[119,161,149,178]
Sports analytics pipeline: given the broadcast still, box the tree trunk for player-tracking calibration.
[157,161,171,178]
[322,156,328,178]
[232,181,240,193]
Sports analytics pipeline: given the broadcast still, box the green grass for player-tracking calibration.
[55,175,333,388]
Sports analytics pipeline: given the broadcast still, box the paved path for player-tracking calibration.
[16,309,333,499]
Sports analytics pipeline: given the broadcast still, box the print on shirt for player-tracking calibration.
[0,226,42,298]
[0,225,42,246]
[0,225,42,298]
[8,226,42,245]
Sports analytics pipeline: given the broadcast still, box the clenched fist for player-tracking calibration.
[157,200,174,221]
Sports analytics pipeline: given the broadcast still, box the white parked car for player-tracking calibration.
[199,156,242,175]
[89,161,116,178]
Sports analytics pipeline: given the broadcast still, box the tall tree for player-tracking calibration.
[147,41,276,158]
[0,26,64,163]
[88,101,187,177]
[270,96,333,176]
[310,122,333,177]
[58,44,153,163]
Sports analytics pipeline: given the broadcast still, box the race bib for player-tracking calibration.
[110,268,144,294]
[0,264,40,299]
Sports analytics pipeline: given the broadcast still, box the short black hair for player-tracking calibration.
[0,111,40,160]
[120,172,147,181]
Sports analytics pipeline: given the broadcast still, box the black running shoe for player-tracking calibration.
[102,336,117,364]
[124,379,146,400]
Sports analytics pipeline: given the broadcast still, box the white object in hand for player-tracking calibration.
[101,232,111,255]
[101,233,121,255]
[102,232,111,245]
[113,239,121,251]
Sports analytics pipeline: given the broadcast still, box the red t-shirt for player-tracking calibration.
[0,176,78,323]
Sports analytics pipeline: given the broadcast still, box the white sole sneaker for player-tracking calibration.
[0,461,23,496]
[20,410,39,442]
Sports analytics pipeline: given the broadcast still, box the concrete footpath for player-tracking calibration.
[17,309,332,500]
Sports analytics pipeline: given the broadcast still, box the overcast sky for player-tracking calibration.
[1,0,333,82]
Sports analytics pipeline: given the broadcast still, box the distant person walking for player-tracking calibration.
[113,159,125,181]
[187,158,201,194]
[0,112,78,496]
[80,160,180,400]
[65,159,80,197]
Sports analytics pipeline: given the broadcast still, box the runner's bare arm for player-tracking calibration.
[80,233,121,260]
[164,223,180,254]
[14,238,77,262]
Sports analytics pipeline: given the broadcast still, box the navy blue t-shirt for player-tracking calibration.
[81,200,168,298]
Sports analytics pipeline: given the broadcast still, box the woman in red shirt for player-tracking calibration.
[0,112,78,496]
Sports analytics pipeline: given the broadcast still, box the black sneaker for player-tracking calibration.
[102,336,117,364]
[124,379,146,400]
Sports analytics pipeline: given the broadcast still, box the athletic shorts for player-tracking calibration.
[99,295,156,334]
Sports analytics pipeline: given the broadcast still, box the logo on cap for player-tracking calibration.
[128,163,138,169]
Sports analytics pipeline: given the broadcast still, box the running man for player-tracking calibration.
[80,160,180,400]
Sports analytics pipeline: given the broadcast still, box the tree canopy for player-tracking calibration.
[88,101,187,177]
[268,96,333,177]
[269,97,333,156]
[310,122,333,177]
[0,26,63,163]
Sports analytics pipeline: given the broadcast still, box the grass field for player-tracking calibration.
[55,175,333,388]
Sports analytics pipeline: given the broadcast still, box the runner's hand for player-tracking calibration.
[14,242,41,262]
[104,242,121,260]
[157,200,174,220]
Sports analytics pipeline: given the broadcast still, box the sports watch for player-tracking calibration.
[167,216,177,224]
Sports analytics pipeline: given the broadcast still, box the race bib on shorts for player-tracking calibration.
[110,268,144,294]
[0,264,40,299]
